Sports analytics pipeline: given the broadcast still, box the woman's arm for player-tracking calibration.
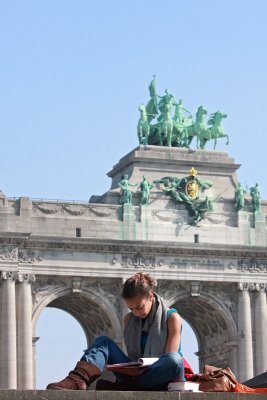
[165,312,182,353]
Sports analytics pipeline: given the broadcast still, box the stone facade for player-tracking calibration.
[0,146,266,389]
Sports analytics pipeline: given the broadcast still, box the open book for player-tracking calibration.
[106,357,159,376]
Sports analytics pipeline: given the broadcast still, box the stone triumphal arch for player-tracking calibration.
[0,79,267,389]
[0,142,267,389]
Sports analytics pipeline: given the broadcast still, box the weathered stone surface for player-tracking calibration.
[0,391,267,400]
[0,392,266,400]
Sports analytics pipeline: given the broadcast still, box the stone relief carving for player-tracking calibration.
[202,283,237,322]
[18,249,42,263]
[0,246,18,260]
[112,254,156,269]
[32,202,118,219]
[32,203,61,214]
[152,209,184,223]
[237,258,267,273]
[0,246,42,263]
[62,205,88,216]
[82,279,121,313]
[89,206,117,218]
[156,280,186,303]
[32,277,69,308]
[205,213,236,227]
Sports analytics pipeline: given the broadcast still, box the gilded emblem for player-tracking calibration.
[185,180,199,199]
[153,166,214,225]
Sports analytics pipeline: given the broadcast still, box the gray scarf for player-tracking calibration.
[123,293,169,360]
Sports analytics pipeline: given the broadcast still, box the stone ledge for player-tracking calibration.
[0,391,265,400]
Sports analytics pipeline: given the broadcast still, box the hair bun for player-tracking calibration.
[122,272,157,299]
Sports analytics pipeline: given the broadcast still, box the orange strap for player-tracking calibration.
[234,383,267,393]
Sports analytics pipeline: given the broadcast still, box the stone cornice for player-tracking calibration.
[1,234,267,258]
[107,145,241,178]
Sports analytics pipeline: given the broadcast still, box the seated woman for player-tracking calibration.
[47,272,185,391]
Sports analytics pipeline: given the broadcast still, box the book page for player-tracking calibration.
[139,357,159,366]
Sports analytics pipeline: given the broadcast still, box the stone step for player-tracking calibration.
[0,391,266,400]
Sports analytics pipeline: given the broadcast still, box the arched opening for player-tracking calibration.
[36,307,87,389]
[33,286,122,389]
[157,280,238,374]
[172,296,237,373]
[181,318,199,373]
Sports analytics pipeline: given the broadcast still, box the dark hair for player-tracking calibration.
[122,272,157,299]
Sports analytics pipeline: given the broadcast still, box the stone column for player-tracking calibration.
[254,284,267,375]
[1,271,17,389]
[237,283,254,382]
[16,274,35,389]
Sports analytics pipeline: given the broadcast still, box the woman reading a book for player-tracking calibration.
[47,272,185,391]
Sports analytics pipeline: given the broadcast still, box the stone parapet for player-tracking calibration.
[0,391,266,400]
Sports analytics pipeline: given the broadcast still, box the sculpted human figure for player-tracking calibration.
[118,175,137,205]
[158,89,176,123]
[46,272,186,391]
[139,176,154,205]
[137,104,150,145]
[235,183,246,211]
[249,183,261,212]
[173,99,191,123]
[145,75,159,123]
[160,102,173,147]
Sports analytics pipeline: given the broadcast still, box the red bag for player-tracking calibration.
[183,357,194,380]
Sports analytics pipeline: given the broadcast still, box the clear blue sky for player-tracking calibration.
[1,0,267,389]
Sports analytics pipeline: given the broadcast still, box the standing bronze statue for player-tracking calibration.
[235,183,246,211]
[249,183,261,213]
[139,176,154,205]
[118,175,137,205]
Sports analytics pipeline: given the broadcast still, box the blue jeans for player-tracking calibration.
[81,335,185,389]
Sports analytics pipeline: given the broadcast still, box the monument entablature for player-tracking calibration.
[1,235,267,284]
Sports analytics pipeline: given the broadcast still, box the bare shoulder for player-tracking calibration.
[123,312,131,327]
[167,312,181,329]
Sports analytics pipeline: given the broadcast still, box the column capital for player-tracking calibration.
[238,282,266,292]
[238,282,249,292]
[1,271,16,281]
[254,283,266,292]
[16,273,36,284]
